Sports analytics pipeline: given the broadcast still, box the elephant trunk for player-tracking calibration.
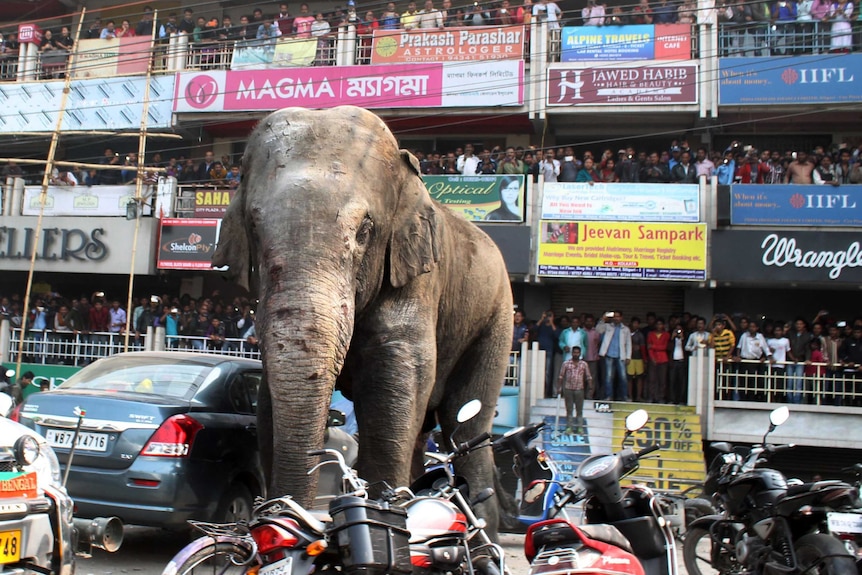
[258,271,353,505]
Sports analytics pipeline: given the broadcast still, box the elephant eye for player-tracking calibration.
[356,216,373,247]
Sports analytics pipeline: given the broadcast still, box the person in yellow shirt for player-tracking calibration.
[401,1,419,29]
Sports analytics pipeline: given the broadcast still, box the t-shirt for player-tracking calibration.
[767,337,790,364]
[630,330,645,360]
[711,329,736,359]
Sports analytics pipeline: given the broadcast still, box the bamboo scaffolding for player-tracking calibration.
[15,9,87,381]
[123,9,159,353]
[0,158,166,172]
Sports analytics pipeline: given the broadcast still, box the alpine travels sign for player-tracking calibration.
[712,230,862,284]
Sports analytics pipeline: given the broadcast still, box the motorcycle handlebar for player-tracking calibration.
[637,444,661,458]
[457,432,492,454]
[766,443,795,454]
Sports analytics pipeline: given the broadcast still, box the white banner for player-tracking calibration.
[541,182,700,222]
[0,75,174,133]
[22,185,154,217]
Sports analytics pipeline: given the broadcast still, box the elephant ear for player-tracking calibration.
[212,197,253,291]
[389,150,441,288]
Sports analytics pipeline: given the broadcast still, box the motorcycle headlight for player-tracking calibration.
[13,435,39,467]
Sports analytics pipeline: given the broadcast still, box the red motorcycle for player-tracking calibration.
[525,409,679,575]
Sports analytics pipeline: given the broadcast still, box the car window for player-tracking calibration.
[228,372,261,415]
[58,356,213,400]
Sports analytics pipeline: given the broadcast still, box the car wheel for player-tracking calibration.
[215,484,253,524]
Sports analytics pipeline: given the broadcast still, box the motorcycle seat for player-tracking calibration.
[785,480,848,498]
[579,524,633,554]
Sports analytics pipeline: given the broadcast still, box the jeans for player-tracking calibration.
[602,356,628,400]
[786,363,805,403]
[563,388,585,431]
[544,349,555,398]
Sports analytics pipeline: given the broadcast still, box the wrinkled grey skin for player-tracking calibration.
[213,106,511,534]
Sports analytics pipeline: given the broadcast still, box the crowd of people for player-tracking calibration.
[0,289,260,364]
[6,137,862,190]
[514,308,862,432]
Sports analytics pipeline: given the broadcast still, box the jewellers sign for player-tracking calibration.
[547,64,697,106]
[712,230,862,284]
[0,216,157,274]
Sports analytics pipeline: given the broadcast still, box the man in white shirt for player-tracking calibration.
[417,0,445,28]
[735,320,772,401]
[685,316,710,354]
[695,147,715,180]
[582,0,605,25]
[767,324,791,401]
[669,323,687,404]
[539,149,561,182]
[456,144,480,175]
[533,0,563,28]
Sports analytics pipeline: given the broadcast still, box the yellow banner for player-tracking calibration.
[612,410,705,492]
[537,220,706,280]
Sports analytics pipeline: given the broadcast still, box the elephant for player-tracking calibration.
[212,106,512,534]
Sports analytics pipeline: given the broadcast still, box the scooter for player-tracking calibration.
[525,409,680,575]
[492,422,567,527]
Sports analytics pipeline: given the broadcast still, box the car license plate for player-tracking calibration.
[260,556,293,575]
[0,530,21,564]
[45,429,109,452]
[828,512,862,534]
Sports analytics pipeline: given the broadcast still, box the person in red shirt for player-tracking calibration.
[646,318,670,403]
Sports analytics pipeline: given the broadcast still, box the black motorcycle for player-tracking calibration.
[683,406,859,575]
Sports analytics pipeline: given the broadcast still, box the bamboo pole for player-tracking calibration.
[15,9,87,380]
[0,158,166,172]
[0,132,182,138]
[123,10,159,353]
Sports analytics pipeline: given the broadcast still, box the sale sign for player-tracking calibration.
[536,221,707,280]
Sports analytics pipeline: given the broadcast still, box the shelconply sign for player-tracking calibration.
[711,230,862,284]
[173,61,524,112]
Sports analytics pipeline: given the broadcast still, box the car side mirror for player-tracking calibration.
[327,409,346,427]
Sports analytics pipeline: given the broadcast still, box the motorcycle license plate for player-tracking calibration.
[260,556,293,575]
[828,512,862,534]
[45,429,108,452]
[0,530,21,564]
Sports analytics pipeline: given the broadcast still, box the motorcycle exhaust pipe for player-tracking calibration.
[73,517,124,553]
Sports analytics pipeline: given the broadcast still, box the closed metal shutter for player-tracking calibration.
[550,283,686,320]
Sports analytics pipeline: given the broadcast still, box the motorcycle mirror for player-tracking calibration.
[4,369,14,379]
[456,399,482,424]
[327,409,346,427]
[769,406,789,428]
[625,409,649,432]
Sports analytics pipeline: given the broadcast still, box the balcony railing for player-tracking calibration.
[717,21,858,56]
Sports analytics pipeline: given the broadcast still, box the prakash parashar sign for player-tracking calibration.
[711,230,862,283]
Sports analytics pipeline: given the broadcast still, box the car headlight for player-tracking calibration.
[14,435,39,467]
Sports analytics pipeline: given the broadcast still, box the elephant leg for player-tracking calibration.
[438,319,510,541]
[351,341,436,494]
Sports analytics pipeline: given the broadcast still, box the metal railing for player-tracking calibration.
[165,333,260,359]
[9,329,145,367]
[0,54,19,81]
[716,21,848,56]
[715,357,860,406]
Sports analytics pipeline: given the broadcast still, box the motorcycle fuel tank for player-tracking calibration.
[726,468,787,516]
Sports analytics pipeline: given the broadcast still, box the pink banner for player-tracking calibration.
[176,65,444,112]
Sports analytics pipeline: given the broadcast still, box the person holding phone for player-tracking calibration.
[596,310,632,401]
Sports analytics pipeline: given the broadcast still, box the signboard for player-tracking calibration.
[423,174,525,222]
[548,64,697,106]
[0,472,37,499]
[537,221,707,280]
[17,24,42,44]
[711,230,862,284]
[561,24,690,61]
[0,75,175,132]
[71,37,152,78]
[730,184,862,226]
[21,185,155,217]
[231,38,317,69]
[157,218,220,270]
[174,60,524,112]
[371,25,524,64]
[0,216,157,275]
[193,188,237,217]
[719,54,862,105]
[542,182,699,222]
[1,363,79,398]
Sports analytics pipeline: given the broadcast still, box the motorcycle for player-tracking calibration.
[684,406,859,575]
[162,400,503,575]
[493,420,712,539]
[525,409,681,575]
[0,411,122,575]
